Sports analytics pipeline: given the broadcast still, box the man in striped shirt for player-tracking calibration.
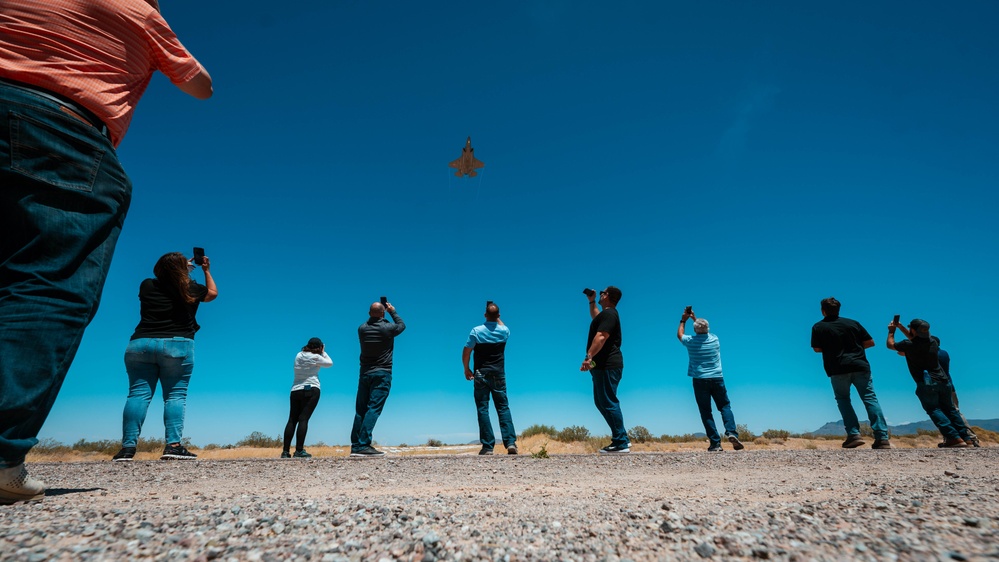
[678,308,745,452]
[1,0,213,505]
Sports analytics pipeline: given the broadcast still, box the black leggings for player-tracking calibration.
[283,387,321,452]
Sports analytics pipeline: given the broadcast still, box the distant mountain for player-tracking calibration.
[810,419,999,436]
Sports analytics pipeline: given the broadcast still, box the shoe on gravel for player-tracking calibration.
[842,435,866,448]
[507,445,518,455]
[0,464,46,505]
[727,434,745,451]
[872,439,892,449]
[478,447,494,455]
[349,446,385,457]
[112,447,136,462]
[160,444,197,460]
[293,450,312,458]
[707,444,723,452]
[939,438,969,448]
[599,443,630,454]
[281,451,291,458]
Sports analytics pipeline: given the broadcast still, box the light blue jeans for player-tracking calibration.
[829,371,889,440]
[122,338,195,447]
[0,82,129,468]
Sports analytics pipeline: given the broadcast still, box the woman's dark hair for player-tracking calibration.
[153,252,195,304]
[302,337,324,354]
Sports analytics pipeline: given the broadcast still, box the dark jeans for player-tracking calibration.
[915,377,971,441]
[284,387,321,452]
[692,377,737,446]
[829,371,890,440]
[351,370,392,451]
[591,368,628,447]
[0,83,130,468]
[473,371,517,449]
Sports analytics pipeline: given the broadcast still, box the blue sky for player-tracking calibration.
[41,1,999,448]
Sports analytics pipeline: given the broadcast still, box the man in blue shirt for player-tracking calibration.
[678,308,744,452]
[463,302,517,455]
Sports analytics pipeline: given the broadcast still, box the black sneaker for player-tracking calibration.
[599,443,630,454]
[506,445,518,455]
[112,447,136,462]
[727,434,745,451]
[872,439,892,450]
[160,444,197,460]
[293,449,312,458]
[280,451,291,459]
[349,446,385,457]
[478,447,494,455]
[707,444,723,452]
[842,435,865,449]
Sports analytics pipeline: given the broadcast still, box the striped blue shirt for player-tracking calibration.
[680,333,723,379]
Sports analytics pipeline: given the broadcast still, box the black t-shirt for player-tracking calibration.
[130,278,209,340]
[894,336,948,384]
[810,316,872,376]
[587,307,623,369]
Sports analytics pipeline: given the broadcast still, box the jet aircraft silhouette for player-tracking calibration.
[449,137,485,177]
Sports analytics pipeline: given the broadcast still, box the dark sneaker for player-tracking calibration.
[349,446,385,457]
[969,438,981,448]
[939,438,969,448]
[872,439,891,449]
[507,445,518,455]
[160,444,197,460]
[478,447,494,455]
[112,447,136,462]
[727,434,745,451]
[599,443,630,454]
[707,444,723,452]
[280,451,291,459]
[293,450,312,458]
[842,435,865,449]
[0,464,46,505]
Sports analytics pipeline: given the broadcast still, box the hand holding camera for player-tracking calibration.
[583,288,596,301]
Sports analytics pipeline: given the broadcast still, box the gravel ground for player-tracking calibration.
[2,448,997,561]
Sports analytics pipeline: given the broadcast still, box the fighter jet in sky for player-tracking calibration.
[449,137,485,177]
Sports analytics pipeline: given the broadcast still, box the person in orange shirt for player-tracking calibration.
[0,0,213,505]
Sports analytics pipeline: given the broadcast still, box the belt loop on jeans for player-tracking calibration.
[0,77,111,140]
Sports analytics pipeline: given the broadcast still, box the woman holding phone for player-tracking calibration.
[112,251,217,461]
[282,338,332,458]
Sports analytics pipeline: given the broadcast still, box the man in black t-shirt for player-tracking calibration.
[580,286,628,453]
[810,297,891,449]
[887,318,974,448]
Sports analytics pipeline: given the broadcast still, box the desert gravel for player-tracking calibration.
[2,448,997,561]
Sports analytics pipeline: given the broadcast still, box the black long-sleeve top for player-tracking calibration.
[358,311,406,375]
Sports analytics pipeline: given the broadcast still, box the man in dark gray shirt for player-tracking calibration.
[351,301,406,457]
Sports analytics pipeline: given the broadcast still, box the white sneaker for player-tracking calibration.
[0,464,46,504]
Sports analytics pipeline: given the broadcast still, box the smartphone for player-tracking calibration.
[193,247,205,266]
[583,288,596,298]
[893,314,900,325]
[685,305,693,314]
[380,296,388,307]
[486,300,493,307]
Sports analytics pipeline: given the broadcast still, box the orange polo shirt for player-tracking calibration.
[0,0,205,147]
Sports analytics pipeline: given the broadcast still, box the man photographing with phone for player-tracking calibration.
[580,286,629,454]
[351,298,406,457]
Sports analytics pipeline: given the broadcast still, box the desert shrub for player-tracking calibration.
[71,438,120,455]
[426,438,444,447]
[762,429,790,441]
[753,437,767,445]
[660,433,701,443]
[769,438,786,446]
[398,443,409,448]
[235,431,282,448]
[555,425,591,442]
[736,424,754,442]
[530,442,550,459]
[804,442,818,450]
[202,443,220,451]
[971,426,997,443]
[33,438,71,455]
[858,422,874,437]
[521,424,557,438]
[914,428,938,437]
[628,426,654,443]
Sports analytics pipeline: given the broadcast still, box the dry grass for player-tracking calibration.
[25,432,991,463]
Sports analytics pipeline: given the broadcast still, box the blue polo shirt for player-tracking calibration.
[680,333,723,379]
[465,322,510,375]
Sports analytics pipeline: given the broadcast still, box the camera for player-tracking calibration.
[583,288,596,298]
[192,247,205,266]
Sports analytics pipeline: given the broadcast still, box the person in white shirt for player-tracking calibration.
[282,338,332,458]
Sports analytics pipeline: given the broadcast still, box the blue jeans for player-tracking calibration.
[829,371,889,440]
[122,338,195,447]
[0,83,130,468]
[591,368,628,447]
[915,377,971,441]
[351,370,392,451]
[692,377,737,446]
[473,371,517,449]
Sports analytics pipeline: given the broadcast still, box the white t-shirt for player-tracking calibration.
[291,351,332,391]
